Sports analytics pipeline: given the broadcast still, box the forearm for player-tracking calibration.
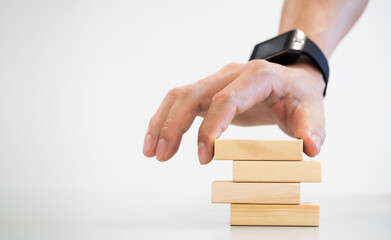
[279,0,368,59]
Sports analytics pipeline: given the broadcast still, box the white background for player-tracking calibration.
[0,1,390,239]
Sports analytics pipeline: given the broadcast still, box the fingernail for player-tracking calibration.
[311,134,321,155]
[156,138,167,161]
[198,142,209,165]
[143,134,153,155]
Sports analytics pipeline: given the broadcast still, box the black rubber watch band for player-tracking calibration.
[302,37,329,96]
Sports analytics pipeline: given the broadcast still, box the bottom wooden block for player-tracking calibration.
[230,203,320,226]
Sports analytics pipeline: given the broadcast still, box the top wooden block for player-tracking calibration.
[214,139,303,160]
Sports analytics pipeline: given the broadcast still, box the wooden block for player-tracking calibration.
[211,181,300,204]
[230,203,320,226]
[233,161,321,182]
[214,139,303,160]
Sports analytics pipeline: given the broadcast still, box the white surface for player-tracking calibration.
[0,192,390,240]
[0,1,391,239]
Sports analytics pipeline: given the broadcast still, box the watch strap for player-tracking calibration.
[302,37,329,96]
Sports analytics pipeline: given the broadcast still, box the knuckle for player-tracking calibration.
[212,91,236,105]
[177,85,192,97]
[166,87,179,98]
[247,59,276,81]
[160,119,177,136]
[223,62,242,71]
[149,116,161,129]
[179,84,203,102]
[247,59,269,72]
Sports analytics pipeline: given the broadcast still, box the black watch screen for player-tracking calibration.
[250,30,301,65]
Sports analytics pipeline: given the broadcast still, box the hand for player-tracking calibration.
[142,58,326,164]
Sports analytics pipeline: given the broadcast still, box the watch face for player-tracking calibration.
[250,29,306,63]
[250,29,307,66]
[252,33,289,59]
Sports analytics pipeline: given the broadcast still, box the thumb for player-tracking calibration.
[293,103,326,157]
[295,124,325,157]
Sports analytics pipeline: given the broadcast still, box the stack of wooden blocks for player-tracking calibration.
[211,139,321,226]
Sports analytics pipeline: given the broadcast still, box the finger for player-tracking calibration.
[154,85,199,161]
[197,60,276,164]
[291,100,326,157]
[196,63,245,112]
[155,63,245,161]
[143,88,177,157]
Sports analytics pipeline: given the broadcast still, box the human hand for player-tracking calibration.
[142,57,326,164]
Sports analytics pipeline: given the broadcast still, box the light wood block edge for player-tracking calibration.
[230,203,320,226]
[233,161,321,182]
[214,139,303,161]
[211,181,300,204]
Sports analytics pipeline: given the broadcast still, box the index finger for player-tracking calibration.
[197,60,278,164]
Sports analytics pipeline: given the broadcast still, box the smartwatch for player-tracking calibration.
[249,29,329,96]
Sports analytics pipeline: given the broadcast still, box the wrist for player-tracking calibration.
[289,55,326,96]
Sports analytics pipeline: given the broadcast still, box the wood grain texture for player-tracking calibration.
[230,203,320,226]
[211,181,300,204]
[214,139,303,160]
[233,161,321,182]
